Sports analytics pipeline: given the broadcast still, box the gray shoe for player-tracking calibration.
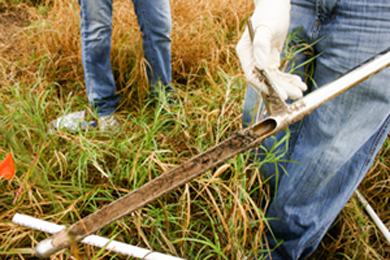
[99,115,120,132]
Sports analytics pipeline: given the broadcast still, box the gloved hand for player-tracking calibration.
[236,0,307,100]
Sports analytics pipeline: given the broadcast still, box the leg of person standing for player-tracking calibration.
[78,0,173,121]
[78,0,119,118]
[242,0,390,259]
[132,0,173,95]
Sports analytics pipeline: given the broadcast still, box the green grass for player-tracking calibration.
[1,69,271,259]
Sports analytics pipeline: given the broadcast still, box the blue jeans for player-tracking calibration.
[78,0,172,117]
[242,0,390,259]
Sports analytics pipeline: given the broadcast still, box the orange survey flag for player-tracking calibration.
[0,153,16,179]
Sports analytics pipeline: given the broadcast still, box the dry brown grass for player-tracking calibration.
[0,0,252,100]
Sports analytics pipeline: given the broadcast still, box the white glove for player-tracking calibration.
[236,0,307,100]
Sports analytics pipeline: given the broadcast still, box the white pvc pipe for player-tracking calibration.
[355,190,390,244]
[12,213,186,260]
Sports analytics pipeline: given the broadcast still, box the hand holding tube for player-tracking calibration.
[236,0,307,100]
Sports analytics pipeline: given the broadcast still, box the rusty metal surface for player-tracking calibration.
[47,122,276,250]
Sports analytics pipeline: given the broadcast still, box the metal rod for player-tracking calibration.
[355,191,390,244]
[12,213,186,260]
[263,47,390,135]
[294,48,390,117]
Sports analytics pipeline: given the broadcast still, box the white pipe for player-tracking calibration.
[355,190,390,244]
[12,213,186,260]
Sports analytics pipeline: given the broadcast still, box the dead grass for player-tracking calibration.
[0,0,251,100]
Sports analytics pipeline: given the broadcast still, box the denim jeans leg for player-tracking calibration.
[79,0,119,117]
[132,0,172,92]
[241,0,390,259]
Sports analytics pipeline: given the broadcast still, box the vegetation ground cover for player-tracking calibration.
[1,0,389,259]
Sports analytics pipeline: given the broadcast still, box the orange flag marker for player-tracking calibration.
[0,153,16,179]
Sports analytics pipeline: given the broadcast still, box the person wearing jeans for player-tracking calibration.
[78,0,173,120]
[237,0,390,259]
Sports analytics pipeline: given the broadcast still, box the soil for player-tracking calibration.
[0,5,28,51]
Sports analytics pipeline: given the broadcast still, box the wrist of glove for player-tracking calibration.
[237,0,307,100]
